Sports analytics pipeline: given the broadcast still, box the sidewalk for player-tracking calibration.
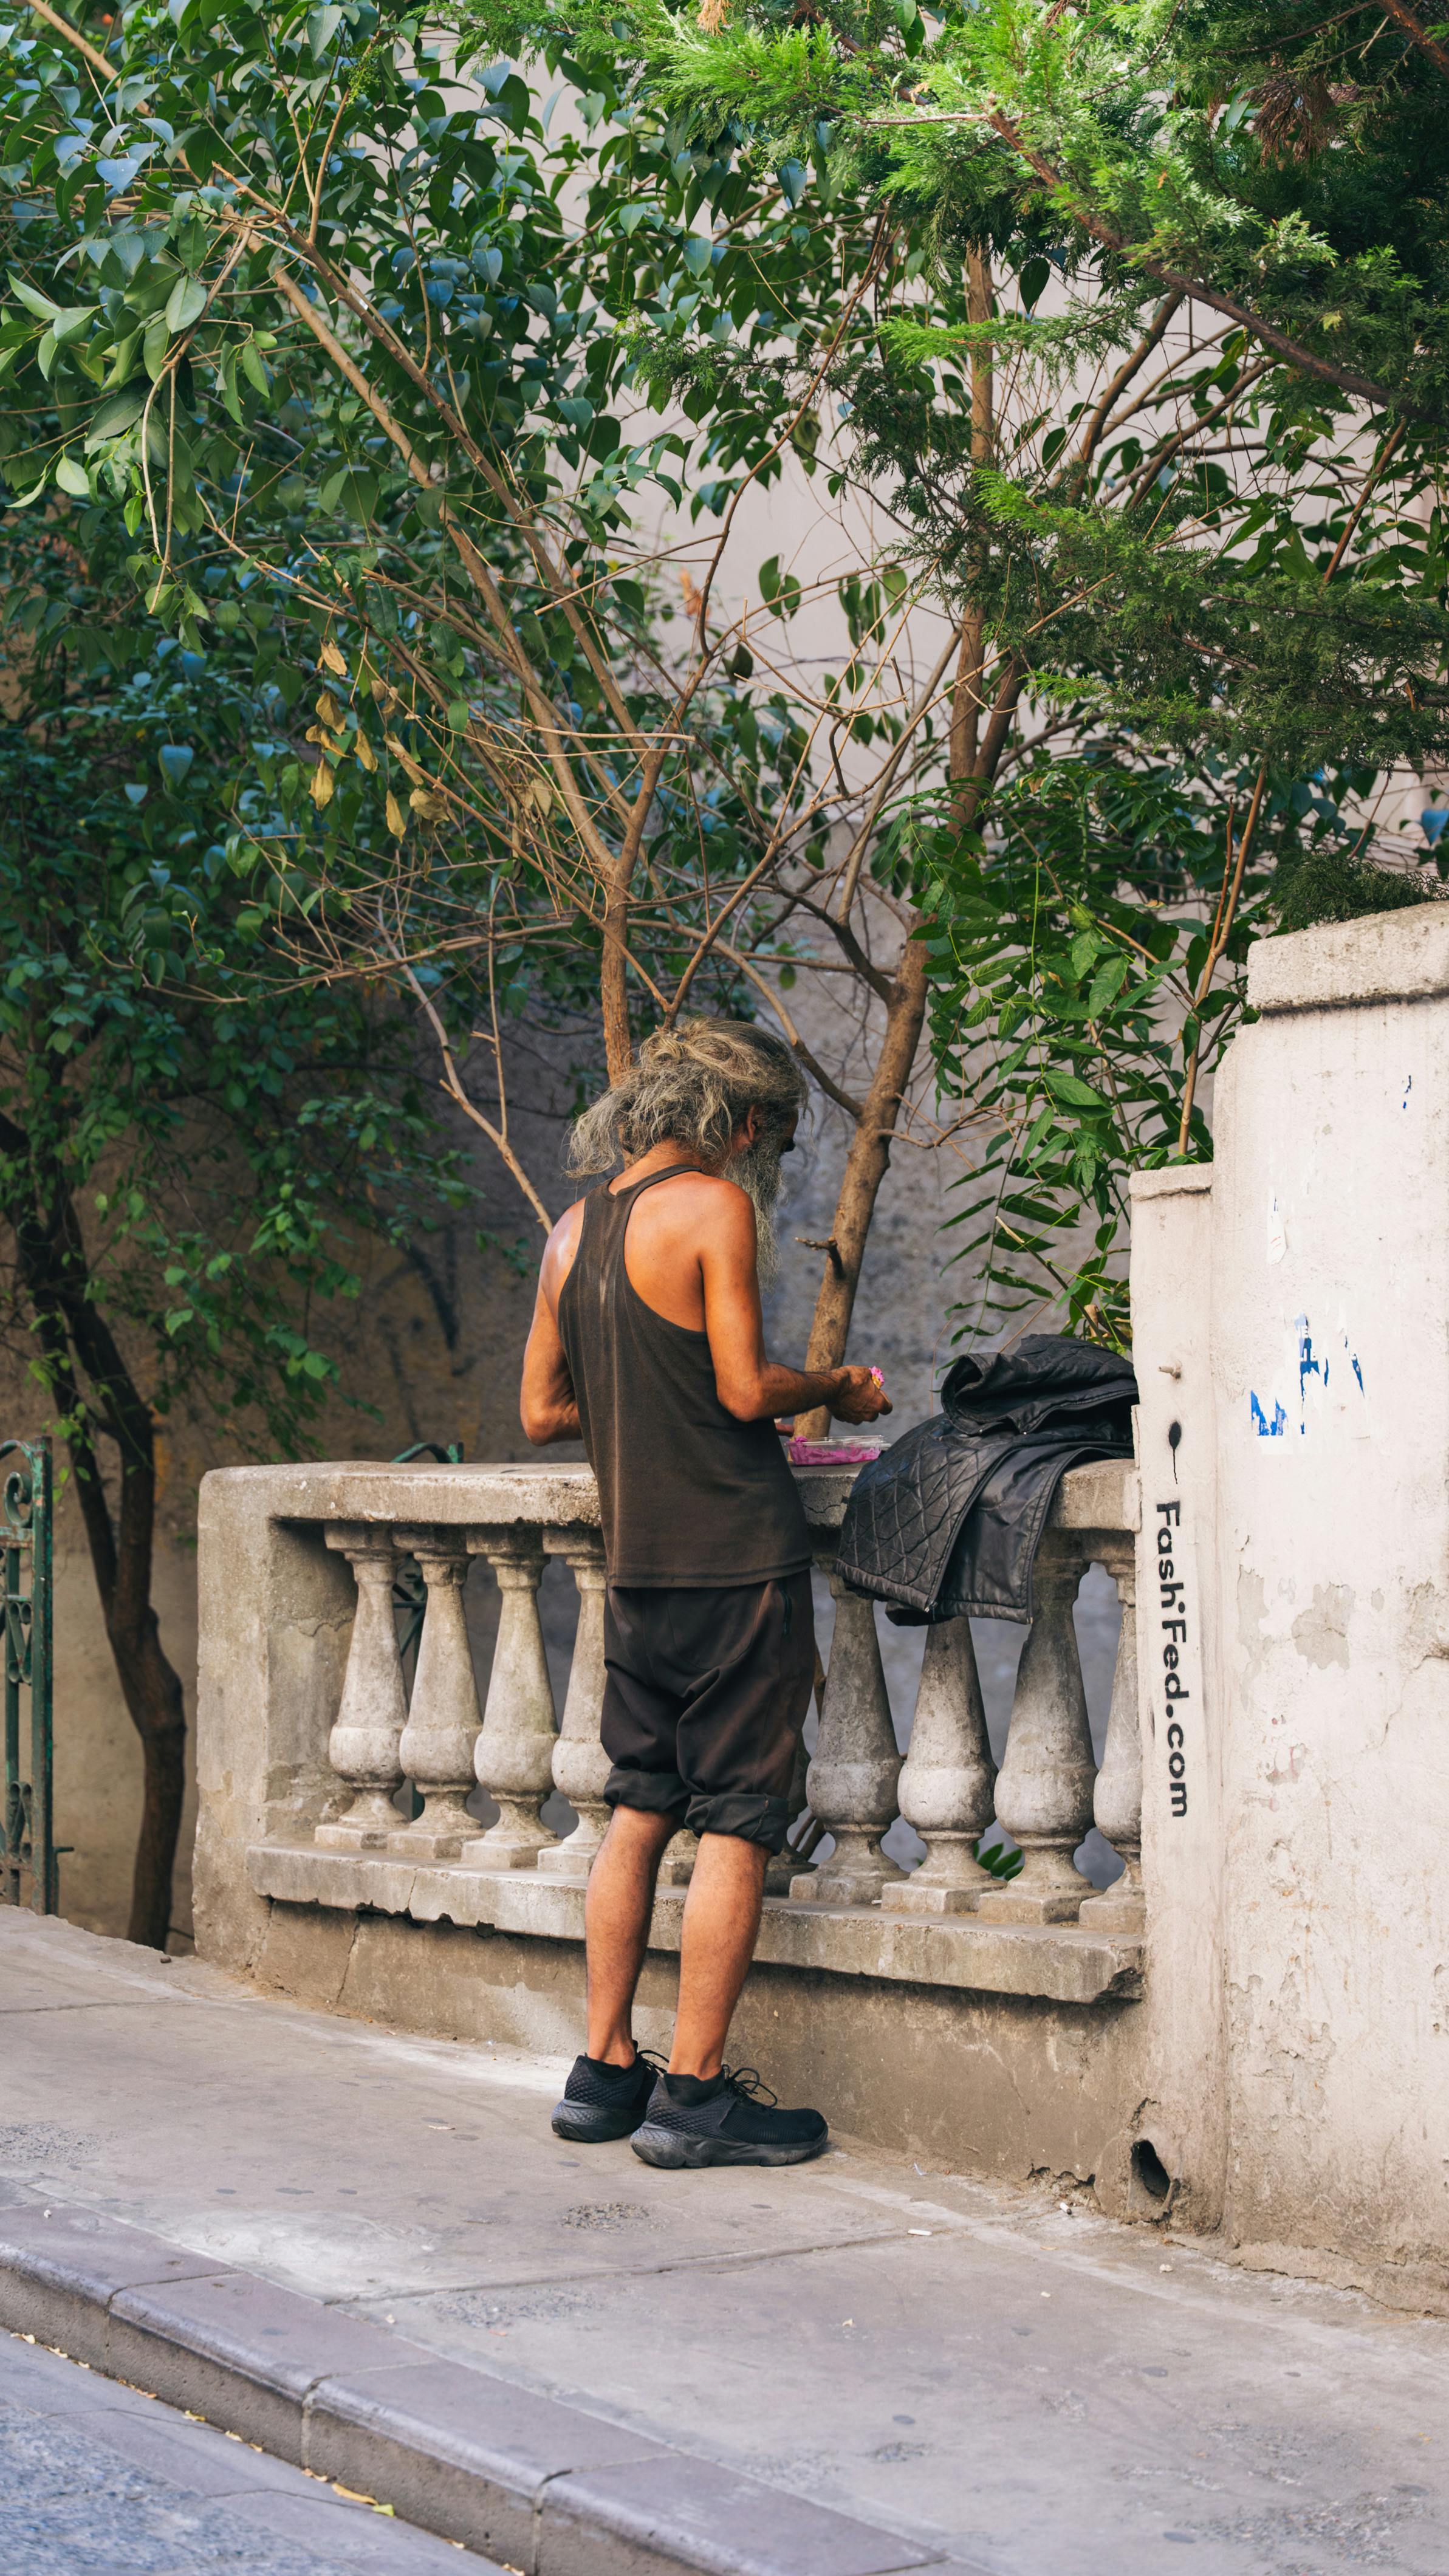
[2,1913,1446,2576]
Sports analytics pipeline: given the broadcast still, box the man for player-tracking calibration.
[520,1017,891,2168]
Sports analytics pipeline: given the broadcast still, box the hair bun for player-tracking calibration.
[640,1027,687,1066]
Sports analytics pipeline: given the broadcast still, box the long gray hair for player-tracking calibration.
[567,1017,808,1174]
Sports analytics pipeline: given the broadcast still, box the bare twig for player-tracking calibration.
[1176,762,1267,1153]
[377,915,553,1233]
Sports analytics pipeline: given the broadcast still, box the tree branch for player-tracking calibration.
[1379,0,1449,80]
[1069,292,1184,482]
[378,925,553,1233]
[707,940,867,1120]
[23,0,112,84]
[983,108,1432,419]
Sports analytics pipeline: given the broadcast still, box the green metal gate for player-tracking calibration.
[2,1437,56,1913]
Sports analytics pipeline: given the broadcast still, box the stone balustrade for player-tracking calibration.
[264,1455,1143,1942]
[195,1452,1146,2194]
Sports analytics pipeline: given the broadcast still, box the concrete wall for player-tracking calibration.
[1129,905,1449,2309]
[245,1900,1146,2190]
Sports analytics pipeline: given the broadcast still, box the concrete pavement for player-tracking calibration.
[1,1911,1446,2575]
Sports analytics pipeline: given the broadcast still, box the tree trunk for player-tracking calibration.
[1,1121,188,1948]
[795,244,1005,1431]
[69,1416,189,1953]
[793,936,930,1437]
[112,1605,188,1950]
[600,865,634,1086]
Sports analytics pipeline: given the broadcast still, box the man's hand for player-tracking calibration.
[831,1366,893,1426]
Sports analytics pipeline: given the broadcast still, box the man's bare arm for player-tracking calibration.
[701,1186,892,1428]
[520,1208,583,1444]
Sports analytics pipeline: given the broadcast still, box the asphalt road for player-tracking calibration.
[0,2328,498,2576]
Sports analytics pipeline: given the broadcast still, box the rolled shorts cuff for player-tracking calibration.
[685,1790,792,1854]
[603,1765,690,1821]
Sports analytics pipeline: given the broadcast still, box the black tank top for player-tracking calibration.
[557,1166,812,1588]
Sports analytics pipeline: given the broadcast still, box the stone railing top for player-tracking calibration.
[1247,900,1449,1016]
[203,1450,1137,1540]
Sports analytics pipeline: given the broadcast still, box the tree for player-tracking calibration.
[0,498,464,1944]
[508,0,1449,1336]
[6,0,1449,1372]
[0,0,1041,1427]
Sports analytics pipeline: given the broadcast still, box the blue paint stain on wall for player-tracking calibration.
[1403,1075,1413,1110]
[1253,1320,1363,1442]
[1295,1314,1325,1405]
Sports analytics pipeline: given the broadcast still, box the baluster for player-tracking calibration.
[315,1527,408,1848]
[879,1616,997,1914]
[791,1556,905,1906]
[657,1830,699,1887]
[538,1529,610,1880]
[385,1529,481,1860]
[1079,1537,1145,1932]
[461,1528,560,1869]
[976,1540,1096,1923]
[764,1725,812,1897]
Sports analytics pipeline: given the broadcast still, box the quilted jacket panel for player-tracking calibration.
[835,1335,1136,1622]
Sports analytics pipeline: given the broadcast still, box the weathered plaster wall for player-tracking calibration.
[1127,1166,1229,2235]
[1130,906,1449,2301]
[1214,911,1449,2290]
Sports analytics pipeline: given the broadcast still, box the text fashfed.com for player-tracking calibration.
[1157,1499,1190,1820]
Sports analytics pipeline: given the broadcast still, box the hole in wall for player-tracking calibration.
[1132,2139,1173,2203]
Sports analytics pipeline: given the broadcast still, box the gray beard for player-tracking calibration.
[727,1137,786,1286]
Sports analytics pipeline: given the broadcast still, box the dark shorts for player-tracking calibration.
[601,1572,815,1852]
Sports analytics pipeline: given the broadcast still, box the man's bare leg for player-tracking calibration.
[668,1832,768,2079]
[584,1806,677,2066]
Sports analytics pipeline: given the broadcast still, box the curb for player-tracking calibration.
[0,2201,946,2576]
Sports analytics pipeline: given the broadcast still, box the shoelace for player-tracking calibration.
[714,2064,779,2108]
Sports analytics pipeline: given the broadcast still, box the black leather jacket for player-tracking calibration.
[835,1335,1137,1624]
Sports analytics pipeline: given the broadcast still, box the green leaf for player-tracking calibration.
[10,275,60,323]
[54,454,91,497]
[1041,1070,1110,1112]
[1086,956,1128,1018]
[165,275,208,334]
[52,303,98,347]
[84,385,145,448]
[307,4,344,54]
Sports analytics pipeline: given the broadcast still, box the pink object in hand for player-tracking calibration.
[788,1436,882,1466]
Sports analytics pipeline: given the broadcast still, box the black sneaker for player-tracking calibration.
[550,2047,660,2143]
[631,2066,828,2169]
